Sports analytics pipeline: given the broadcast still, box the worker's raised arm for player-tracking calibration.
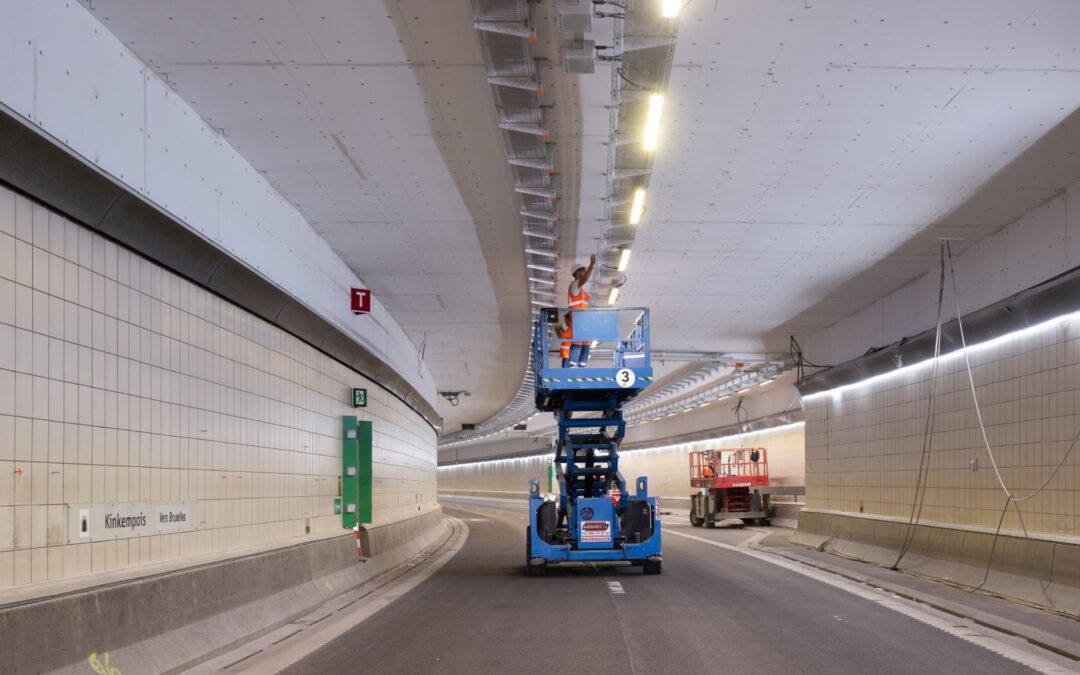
[581,254,597,284]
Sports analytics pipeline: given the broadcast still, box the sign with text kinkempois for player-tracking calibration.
[67,502,197,543]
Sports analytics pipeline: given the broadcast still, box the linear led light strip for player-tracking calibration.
[439,421,805,469]
[625,368,780,425]
[604,20,675,305]
[802,310,1080,402]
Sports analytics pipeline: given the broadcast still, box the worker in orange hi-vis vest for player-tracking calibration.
[565,254,596,368]
[559,317,573,367]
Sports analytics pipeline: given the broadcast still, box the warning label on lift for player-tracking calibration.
[580,521,612,543]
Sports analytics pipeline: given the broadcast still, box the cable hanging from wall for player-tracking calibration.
[891,241,1080,614]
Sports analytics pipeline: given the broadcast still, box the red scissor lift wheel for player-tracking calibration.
[688,448,771,527]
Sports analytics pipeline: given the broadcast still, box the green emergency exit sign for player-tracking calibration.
[352,388,367,407]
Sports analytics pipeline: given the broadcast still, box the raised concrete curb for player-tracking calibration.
[793,509,1080,619]
[754,534,1080,664]
[0,508,446,675]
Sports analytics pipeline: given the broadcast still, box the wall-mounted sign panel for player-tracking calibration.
[341,416,373,528]
[350,288,371,314]
[67,502,197,543]
[352,388,367,407]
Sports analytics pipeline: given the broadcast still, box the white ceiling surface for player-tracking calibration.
[611,0,1080,352]
[85,0,533,429]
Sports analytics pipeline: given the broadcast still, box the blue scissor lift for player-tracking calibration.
[526,307,662,576]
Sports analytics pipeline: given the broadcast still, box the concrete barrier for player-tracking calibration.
[0,508,447,675]
[793,509,1080,616]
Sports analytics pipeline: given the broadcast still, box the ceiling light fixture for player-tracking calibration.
[527,263,556,273]
[629,188,646,225]
[608,287,620,305]
[529,276,556,285]
[525,247,558,258]
[523,229,558,241]
[660,0,681,18]
[617,247,632,272]
[642,93,664,151]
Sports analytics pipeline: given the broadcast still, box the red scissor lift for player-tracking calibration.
[688,448,771,527]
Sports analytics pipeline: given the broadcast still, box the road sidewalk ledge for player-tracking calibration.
[754,530,1080,665]
[0,508,449,675]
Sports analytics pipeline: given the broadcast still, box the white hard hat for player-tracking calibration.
[571,264,587,275]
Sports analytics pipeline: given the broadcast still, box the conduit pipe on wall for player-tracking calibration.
[799,264,1080,397]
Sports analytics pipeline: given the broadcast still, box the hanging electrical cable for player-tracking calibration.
[889,241,1080,606]
[891,244,947,569]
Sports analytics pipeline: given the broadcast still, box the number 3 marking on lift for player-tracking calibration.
[615,368,636,388]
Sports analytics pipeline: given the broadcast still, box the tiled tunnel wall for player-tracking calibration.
[438,425,806,499]
[0,185,438,590]
[803,320,1080,537]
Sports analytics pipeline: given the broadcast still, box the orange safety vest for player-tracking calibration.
[559,318,572,359]
[567,282,589,346]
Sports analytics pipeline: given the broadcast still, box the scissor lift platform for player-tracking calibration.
[526,307,661,575]
[689,448,771,527]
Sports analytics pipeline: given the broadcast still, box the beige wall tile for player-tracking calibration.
[0,184,437,591]
[12,549,30,586]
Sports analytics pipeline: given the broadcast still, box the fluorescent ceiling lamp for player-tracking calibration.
[529,276,555,285]
[737,387,751,394]
[758,379,774,386]
[523,229,557,241]
[642,93,664,151]
[608,287,620,305]
[527,263,555,273]
[661,0,681,18]
[629,188,646,225]
[617,248,632,272]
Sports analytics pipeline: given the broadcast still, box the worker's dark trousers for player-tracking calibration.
[567,344,591,367]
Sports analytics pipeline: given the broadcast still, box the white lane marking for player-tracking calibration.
[665,528,1075,674]
[607,581,625,595]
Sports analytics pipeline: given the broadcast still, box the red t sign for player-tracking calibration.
[350,288,371,315]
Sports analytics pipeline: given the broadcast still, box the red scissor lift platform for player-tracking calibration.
[689,448,771,527]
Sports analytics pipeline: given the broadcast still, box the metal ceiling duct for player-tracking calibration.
[443,0,560,447]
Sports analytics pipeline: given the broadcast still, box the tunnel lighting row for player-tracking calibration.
[608,89,668,304]
[624,368,781,426]
[803,310,1079,403]
[440,421,803,468]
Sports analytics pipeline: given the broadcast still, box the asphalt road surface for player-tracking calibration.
[285,497,1040,675]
